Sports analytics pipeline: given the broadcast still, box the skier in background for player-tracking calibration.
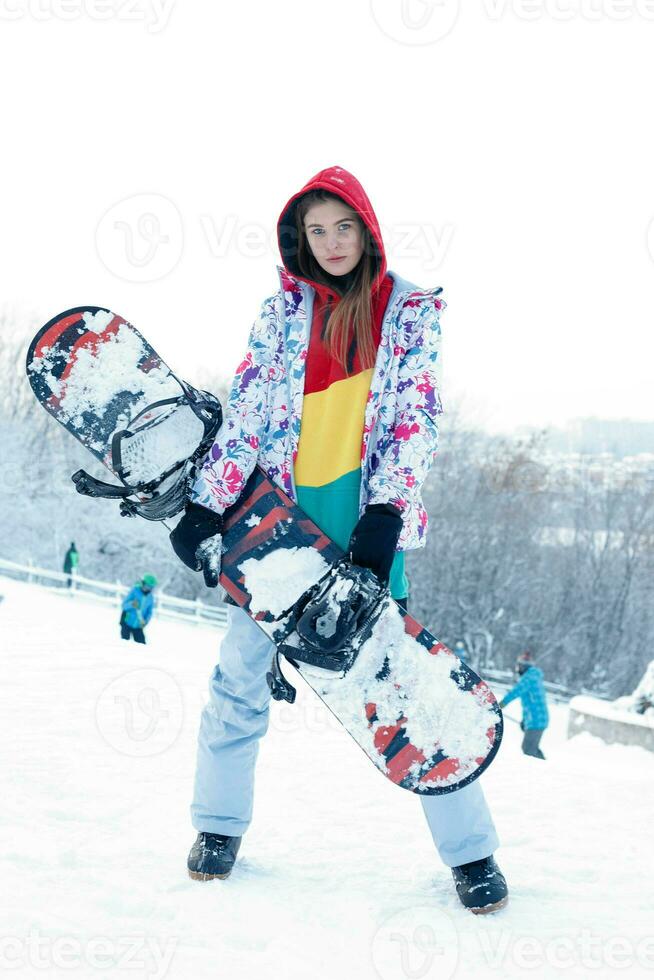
[454,639,467,662]
[500,651,549,759]
[120,574,157,644]
[169,165,509,913]
[63,541,79,589]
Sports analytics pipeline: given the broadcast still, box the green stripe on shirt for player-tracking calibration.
[296,469,409,601]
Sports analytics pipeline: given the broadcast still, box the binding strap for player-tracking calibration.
[111,396,184,483]
[71,382,222,521]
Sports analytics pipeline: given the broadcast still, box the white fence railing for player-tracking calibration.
[0,557,229,629]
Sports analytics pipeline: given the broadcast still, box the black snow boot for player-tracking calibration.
[187,833,242,881]
[451,855,509,914]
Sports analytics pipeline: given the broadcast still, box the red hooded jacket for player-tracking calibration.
[277,164,394,385]
[277,164,388,296]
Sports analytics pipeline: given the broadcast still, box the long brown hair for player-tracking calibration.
[294,190,380,372]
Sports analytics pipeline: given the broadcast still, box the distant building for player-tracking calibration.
[538,418,654,458]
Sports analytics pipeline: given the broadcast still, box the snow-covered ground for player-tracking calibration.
[1,576,653,980]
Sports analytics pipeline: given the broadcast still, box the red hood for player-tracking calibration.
[277,165,387,297]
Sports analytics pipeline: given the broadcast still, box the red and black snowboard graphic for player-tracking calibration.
[27,307,504,795]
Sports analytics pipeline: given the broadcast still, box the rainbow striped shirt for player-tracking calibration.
[294,276,409,600]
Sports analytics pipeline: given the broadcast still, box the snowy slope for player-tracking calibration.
[1,576,653,980]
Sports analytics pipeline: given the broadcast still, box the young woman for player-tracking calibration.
[170,166,509,913]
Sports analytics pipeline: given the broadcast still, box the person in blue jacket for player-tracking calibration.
[120,574,157,644]
[500,652,549,759]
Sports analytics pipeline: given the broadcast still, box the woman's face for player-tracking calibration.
[303,199,364,277]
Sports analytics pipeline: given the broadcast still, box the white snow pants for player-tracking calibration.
[191,605,500,868]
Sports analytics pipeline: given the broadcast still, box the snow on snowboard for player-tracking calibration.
[26,306,503,795]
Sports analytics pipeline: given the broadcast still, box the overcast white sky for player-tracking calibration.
[2,0,653,434]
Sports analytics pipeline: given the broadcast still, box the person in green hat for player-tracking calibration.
[120,574,158,644]
[63,541,79,589]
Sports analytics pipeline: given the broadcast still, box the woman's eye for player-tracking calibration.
[339,223,352,232]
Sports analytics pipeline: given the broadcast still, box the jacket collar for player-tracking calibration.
[276,265,442,306]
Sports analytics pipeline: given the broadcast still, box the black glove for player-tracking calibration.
[170,502,224,588]
[348,503,403,585]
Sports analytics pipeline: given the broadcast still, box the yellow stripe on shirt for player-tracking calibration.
[294,368,374,488]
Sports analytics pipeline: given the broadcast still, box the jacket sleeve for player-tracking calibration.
[502,673,530,707]
[191,292,280,515]
[367,295,444,514]
[143,595,154,625]
[121,588,137,613]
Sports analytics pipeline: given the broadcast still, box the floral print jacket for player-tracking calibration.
[191,264,445,552]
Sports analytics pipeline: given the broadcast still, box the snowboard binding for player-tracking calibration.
[71,382,222,521]
[266,558,391,703]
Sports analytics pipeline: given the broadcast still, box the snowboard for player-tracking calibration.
[26,306,504,796]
